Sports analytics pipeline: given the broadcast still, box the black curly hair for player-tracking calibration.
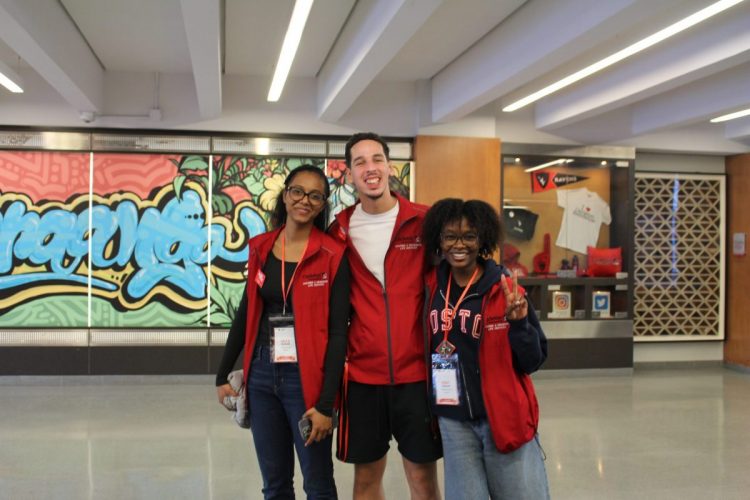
[270,165,331,232]
[344,132,390,168]
[422,198,504,261]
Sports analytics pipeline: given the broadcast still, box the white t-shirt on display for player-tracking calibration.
[556,188,611,254]
[349,201,399,287]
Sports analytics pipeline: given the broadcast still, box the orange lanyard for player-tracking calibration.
[440,266,480,345]
[280,230,308,315]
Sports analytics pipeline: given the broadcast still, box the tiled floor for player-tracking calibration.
[0,366,748,499]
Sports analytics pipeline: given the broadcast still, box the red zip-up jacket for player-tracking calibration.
[329,193,428,385]
[242,226,346,410]
[425,269,541,453]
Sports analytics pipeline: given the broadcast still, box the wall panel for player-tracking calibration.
[413,135,500,207]
[725,154,750,367]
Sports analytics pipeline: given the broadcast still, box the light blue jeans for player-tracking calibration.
[438,417,550,500]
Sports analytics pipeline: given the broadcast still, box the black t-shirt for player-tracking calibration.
[503,208,538,241]
[257,253,298,347]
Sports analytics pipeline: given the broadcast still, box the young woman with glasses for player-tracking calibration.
[216,165,350,499]
[422,198,550,500]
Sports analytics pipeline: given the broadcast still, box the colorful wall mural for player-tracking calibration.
[0,151,412,329]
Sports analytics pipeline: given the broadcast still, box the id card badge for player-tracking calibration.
[431,353,461,406]
[269,314,298,363]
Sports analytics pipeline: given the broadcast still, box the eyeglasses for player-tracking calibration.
[286,186,327,206]
[440,232,479,246]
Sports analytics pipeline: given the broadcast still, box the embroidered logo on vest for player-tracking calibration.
[484,315,509,333]
[302,272,328,288]
[394,235,422,251]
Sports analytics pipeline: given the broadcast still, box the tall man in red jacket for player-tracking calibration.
[330,132,442,500]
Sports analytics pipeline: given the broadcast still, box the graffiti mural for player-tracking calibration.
[0,151,91,327]
[326,159,412,222]
[0,151,412,329]
[202,156,325,327]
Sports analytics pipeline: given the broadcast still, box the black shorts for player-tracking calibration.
[337,381,442,464]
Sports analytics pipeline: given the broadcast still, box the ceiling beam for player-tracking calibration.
[430,0,653,123]
[316,0,442,122]
[725,116,750,141]
[0,0,103,112]
[535,3,750,130]
[631,63,750,136]
[180,0,222,119]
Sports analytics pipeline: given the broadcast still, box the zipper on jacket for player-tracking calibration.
[340,210,417,386]
[380,214,413,386]
[460,360,475,420]
[288,247,317,409]
[382,284,395,385]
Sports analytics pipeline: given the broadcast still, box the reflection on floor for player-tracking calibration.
[1,366,748,499]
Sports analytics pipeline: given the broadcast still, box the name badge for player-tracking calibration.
[431,353,461,406]
[269,314,297,363]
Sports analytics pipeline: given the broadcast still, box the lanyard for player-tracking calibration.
[280,230,308,315]
[439,266,480,347]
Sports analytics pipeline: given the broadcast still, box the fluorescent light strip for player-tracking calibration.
[0,60,24,93]
[267,0,314,102]
[503,0,745,112]
[524,158,573,173]
[710,107,750,123]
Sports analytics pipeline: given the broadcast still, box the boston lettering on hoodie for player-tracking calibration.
[428,258,543,421]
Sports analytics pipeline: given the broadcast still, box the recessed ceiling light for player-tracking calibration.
[267,0,314,102]
[254,138,270,155]
[710,107,750,123]
[503,0,744,112]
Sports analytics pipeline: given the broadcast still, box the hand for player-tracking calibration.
[302,407,333,447]
[501,270,527,321]
[216,383,239,409]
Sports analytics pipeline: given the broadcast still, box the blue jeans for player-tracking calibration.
[438,417,549,500]
[247,346,337,499]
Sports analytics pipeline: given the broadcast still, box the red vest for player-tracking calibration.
[330,193,428,385]
[242,227,346,410]
[426,270,540,453]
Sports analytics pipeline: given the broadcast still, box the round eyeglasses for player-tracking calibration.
[286,186,327,206]
[440,232,479,246]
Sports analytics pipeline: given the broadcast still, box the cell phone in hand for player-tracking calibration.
[298,417,312,440]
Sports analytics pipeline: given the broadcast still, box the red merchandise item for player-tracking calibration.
[587,246,622,277]
[502,243,529,277]
[242,227,346,411]
[329,192,429,385]
[532,233,551,275]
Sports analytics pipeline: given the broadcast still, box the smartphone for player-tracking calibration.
[298,417,312,440]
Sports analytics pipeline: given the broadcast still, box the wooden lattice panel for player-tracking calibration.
[633,173,725,340]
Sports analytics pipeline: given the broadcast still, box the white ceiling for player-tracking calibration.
[0,0,749,155]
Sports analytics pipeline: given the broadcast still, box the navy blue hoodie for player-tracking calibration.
[427,258,546,421]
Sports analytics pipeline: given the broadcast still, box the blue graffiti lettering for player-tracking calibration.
[0,189,265,301]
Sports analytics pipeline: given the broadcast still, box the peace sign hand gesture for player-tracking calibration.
[501,270,527,321]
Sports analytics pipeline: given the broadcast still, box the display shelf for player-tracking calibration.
[519,276,629,321]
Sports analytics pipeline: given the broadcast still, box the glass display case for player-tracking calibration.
[502,149,635,369]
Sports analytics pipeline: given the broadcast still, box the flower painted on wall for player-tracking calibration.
[327,159,348,186]
[259,173,286,212]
